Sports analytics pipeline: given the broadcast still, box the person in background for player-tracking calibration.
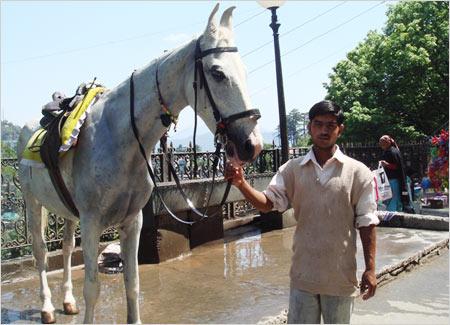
[178,156,186,179]
[225,100,378,324]
[379,135,414,212]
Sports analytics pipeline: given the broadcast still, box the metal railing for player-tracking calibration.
[1,141,430,260]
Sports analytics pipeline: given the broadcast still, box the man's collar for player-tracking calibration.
[300,145,345,166]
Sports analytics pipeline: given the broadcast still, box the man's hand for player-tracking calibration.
[360,269,377,300]
[225,161,274,212]
[379,160,388,167]
[224,162,245,188]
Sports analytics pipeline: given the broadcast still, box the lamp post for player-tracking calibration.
[258,0,289,164]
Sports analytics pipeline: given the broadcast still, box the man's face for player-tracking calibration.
[308,114,344,149]
[379,139,390,150]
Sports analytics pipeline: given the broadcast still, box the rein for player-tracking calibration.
[130,37,261,225]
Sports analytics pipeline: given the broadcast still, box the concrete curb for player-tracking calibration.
[377,211,448,231]
[375,238,449,287]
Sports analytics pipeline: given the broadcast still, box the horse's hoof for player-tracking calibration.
[41,311,56,324]
[63,302,79,315]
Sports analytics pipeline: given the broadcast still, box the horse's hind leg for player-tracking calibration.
[80,217,102,323]
[119,212,143,324]
[61,219,79,315]
[26,198,56,324]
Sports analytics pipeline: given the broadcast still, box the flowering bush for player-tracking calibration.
[428,129,449,191]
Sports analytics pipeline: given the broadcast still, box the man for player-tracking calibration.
[225,100,378,324]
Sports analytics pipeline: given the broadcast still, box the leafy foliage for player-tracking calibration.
[276,109,309,147]
[1,120,22,158]
[1,120,21,141]
[1,141,16,158]
[324,1,448,142]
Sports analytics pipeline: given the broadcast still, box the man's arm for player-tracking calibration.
[359,225,377,300]
[224,163,273,212]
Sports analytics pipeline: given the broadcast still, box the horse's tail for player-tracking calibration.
[16,120,41,160]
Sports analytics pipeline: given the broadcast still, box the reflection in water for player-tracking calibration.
[223,230,268,278]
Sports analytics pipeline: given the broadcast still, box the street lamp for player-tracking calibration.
[258,0,289,164]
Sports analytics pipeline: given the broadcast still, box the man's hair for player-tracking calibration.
[308,100,344,125]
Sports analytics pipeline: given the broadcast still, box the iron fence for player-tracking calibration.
[1,141,429,260]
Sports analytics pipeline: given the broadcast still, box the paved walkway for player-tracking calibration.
[352,250,449,324]
[1,226,448,324]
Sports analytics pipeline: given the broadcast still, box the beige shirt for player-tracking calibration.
[264,146,379,228]
[263,147,379,296]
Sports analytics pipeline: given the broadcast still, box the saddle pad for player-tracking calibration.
[20,129,47,168]
[60,86,106,152]
[20,86,106,168]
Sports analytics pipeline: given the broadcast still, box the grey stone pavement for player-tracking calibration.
[352,249,449,324]
[1,226,448,324]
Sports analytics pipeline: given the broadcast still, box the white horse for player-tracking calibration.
[17,4,263,324]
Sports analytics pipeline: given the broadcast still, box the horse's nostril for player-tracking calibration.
[244,139,254,155]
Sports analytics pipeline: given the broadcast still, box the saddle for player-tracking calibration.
[39,83,94,128]
[36,81,105,217]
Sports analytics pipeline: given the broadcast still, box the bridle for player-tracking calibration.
[130,37,261,225]
[191,38,261,146]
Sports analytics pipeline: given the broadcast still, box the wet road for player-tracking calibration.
[352,250,449,324]
[1,226,448,324]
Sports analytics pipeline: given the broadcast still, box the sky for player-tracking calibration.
[1,0,395,145]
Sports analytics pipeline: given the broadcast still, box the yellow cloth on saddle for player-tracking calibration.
[60,86,105,151]
[20,87,106,167]
[21,129,48,166]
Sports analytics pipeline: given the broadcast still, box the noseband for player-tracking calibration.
[130,37,261,225]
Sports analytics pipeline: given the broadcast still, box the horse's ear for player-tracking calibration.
[205,3,220,38]
[220,6,236,31]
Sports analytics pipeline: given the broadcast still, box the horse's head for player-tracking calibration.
[185,4,263,166]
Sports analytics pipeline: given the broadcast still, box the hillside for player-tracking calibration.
[1,120,22,157]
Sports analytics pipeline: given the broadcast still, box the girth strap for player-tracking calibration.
[39,111,80,217]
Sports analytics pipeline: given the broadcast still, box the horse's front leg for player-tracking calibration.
[80,217,102,323]
[119,211,143,324]
[62,219,79,315]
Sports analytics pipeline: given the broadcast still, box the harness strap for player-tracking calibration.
[195,41,223,125]
[193,58,200,178]
[197,47,238,59]
[166,143,224,219]
[192,42,237,213]
[130,38,259,225]
[131,72,216,225]
[156,64,178,128]
[161,132,230,220]
[222,109,261,125]
[193,40,261,135]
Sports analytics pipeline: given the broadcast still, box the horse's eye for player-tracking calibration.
[210,65,226,82]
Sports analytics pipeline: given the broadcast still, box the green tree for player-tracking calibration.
[1,120,22,142]
[324,1,448,142]
[2,141,16,158]
[263,143,275,150]
[287,109,302,146]
[296,135,311,147]
[276,109,309,147]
